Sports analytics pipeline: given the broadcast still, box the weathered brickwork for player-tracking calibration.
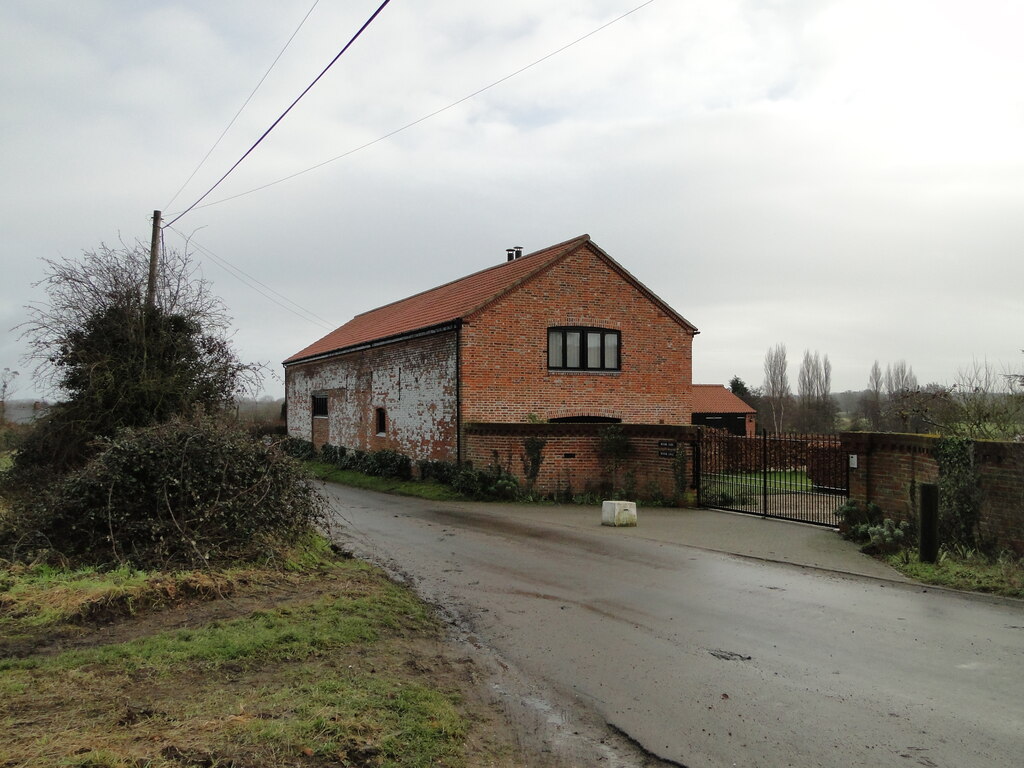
[285,239,697,490]
[459,248,694,427]
[463,423,698,502]
[311,417,329,449]
[975,441,1024,554]
[843,433,1024,554]
[285,331,458,461]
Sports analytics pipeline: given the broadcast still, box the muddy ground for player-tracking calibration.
[1,567,583,768]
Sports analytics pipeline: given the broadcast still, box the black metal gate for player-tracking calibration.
[696,430,848,526]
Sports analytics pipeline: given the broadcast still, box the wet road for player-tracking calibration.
[324,484,1023,768]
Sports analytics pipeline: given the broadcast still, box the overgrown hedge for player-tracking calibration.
[312,443,413,480]
[1,416,327,568]
[297,440,519,500]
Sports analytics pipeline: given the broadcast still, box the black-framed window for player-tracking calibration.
[312,394,328,417]
[547,327,620,370]
[375,407,387,435]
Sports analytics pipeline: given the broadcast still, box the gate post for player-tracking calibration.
[694,428,702,504]
[919,483,939,563]
[761,428,768,517]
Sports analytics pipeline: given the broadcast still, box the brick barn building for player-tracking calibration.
[283,234,699,495]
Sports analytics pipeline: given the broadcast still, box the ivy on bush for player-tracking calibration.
[1,415,327,568]
[417,459,459,486]
[280,436,316,461]
[935,437,982,550]
[295,441,519,501]
[317,444,412,480]
[449,463,519,500]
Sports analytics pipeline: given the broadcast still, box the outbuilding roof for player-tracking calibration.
[692,385,756,414]
[285,234,697,365]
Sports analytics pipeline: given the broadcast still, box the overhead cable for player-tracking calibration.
[173,0,658,214]
[163,0,323,212]
[169,226,336,331]
[165,0,393,229]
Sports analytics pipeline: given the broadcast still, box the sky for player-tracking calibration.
[2,0,1022,401]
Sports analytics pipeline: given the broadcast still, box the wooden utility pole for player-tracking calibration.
[146,210,161,309]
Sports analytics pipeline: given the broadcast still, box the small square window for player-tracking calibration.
[312,394,328,417]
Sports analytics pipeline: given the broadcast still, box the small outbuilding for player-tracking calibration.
[691,385,757,437]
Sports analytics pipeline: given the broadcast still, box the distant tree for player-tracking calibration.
[883,360,919,431]
[858,360,884,430]
[884,361,918,398]
[728,376,750,399]
[0,368,18,425]
[795,350,837,433]
[903,361,1023,440]
[1006,350,1024,389]
[762,344,791,433]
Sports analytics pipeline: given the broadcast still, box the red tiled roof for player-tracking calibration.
[692,385,756,414]
[285,234,697,364]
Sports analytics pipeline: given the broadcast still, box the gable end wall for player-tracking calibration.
[459,246,694,426]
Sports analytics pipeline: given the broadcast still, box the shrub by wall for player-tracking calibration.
[317,444,412,480]
[843,432,1024,556]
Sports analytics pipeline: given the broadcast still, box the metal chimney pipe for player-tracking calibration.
[514,246,523,259]
[506,248,515,262]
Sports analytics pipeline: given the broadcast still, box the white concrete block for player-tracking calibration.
[601,500,637,527]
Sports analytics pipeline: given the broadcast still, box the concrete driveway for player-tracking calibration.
[325,484,1023,768]
[470,502,910,581]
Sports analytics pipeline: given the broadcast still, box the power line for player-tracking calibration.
[165,0,393,229]
[173,0,658,214]
[168,226,336,331]
[163,0,323,212]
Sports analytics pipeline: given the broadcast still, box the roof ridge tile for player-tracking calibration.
[284,234,591,364]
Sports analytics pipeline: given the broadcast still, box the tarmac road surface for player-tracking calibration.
[324,484,1023,768]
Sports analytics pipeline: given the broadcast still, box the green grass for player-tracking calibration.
[1,577,429,674]
[887,548,1024,599]
[701,471,814,506]
[0,536,341,632]
[306,461,466,501]
[707,470,813,491]
[248,670,466,766]
[0,552,476,767]
[0,564,162,628]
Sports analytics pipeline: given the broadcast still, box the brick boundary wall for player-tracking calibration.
[842,432,1024,555]
[463,423,699,504]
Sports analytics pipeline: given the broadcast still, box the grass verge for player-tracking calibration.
[885,548,1024,599]
[306,461,466,502]
[0,542,513,767]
